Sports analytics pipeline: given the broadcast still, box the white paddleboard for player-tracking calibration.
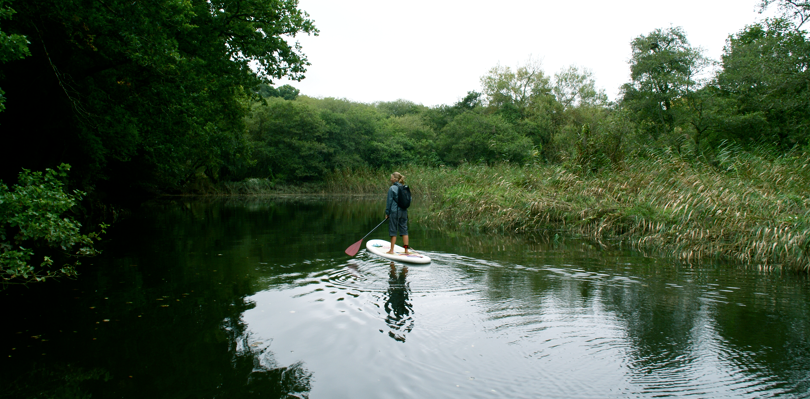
[366,239,431,264]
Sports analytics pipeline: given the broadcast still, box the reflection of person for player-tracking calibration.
[384,172,412,254]
[384,262,413,342]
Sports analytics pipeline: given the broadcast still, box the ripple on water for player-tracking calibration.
[240,248,807,398]
[296,251,486,297]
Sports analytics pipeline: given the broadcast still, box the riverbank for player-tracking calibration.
[329,150,809,272]
[206,149,809,272]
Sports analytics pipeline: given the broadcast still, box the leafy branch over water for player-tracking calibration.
[0,164,106,285]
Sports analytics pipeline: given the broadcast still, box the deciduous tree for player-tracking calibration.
[760,0,810,29]
[246,98,329,182]
[438,112,533,165]
[0,0,317,193]
[621,27,708,140]
[480,59,553,120]
[0,0,29,112]
[716,18,810,147]
[553,66,607,109]
[0,164,105,285]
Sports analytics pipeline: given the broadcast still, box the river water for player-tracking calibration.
[2,197,809,398]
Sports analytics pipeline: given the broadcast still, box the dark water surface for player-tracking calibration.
[2,197,810,398]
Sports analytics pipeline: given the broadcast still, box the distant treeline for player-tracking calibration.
[242,12,810,185]
[155,17,810,191]
[0,0,808,196]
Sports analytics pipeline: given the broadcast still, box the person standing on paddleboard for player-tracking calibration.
[385,172,411,254]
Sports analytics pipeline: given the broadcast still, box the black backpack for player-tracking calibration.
[395,184,412,210]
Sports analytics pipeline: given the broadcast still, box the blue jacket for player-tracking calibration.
[385,183,406,216]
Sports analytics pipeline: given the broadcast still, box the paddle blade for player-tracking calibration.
[345,239,363,256]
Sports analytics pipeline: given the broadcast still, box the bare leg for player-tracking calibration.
[387,235,397,254]
[403,235,410,253]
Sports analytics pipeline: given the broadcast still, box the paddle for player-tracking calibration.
[345,218,387,256]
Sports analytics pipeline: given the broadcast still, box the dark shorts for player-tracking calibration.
[388,211,408,236]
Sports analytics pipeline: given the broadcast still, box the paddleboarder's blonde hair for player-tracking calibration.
[391,172,405,184]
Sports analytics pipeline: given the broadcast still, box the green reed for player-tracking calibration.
[211,148,809,271]
[320,150,809,272]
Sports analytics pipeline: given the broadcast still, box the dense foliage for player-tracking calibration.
[0,0,30,112]
[716,18,810,147]
[0,0,316,193]
[0,164,105,285]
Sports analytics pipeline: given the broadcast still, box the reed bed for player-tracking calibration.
[220,178,277,195]
[213,149,809,271]
[317,150,809,272]
[217,178,330,195]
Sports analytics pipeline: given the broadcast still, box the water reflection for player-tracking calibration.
[383,262,414,342]
[223,345,312,398]
[2,197,809,398]
[223,310,313,398]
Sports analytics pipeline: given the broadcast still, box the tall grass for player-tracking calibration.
[316,149,809,271]
[212,148,809,271]
[219,168,394,195]
[322,167,390,194]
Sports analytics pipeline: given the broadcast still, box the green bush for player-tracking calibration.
[0,164,105,285]
[246,98,331,182]
[438,112,533,165]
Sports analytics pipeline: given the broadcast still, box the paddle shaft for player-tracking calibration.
[360,218,387,242]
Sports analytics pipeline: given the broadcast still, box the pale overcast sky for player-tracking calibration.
[278,0,774,107]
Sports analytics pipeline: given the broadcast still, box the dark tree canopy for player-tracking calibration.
[0,0,316,194]
[0,0,29,112]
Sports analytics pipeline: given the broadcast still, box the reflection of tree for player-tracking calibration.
[0,363,110,399]
[219,349,312,398]
[602,281,701,380]
[220,311,313,398]
[0,292,312,399]
[384,262,414,342]
[470,243,810,391]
